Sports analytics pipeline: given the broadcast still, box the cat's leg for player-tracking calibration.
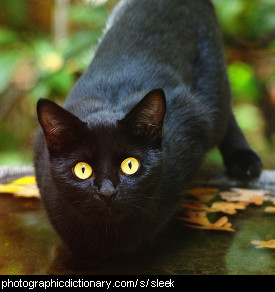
[219,111,263,181]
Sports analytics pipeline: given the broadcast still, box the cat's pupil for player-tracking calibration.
[128,161,132,169]
[82,165,85,173]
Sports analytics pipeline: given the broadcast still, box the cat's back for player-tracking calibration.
[95,0,217,65]
[66,0,219,109]
[106,0,215,31]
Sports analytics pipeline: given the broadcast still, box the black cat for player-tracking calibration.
[34,0,262,259]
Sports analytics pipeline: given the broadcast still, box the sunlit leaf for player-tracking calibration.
[178,210,235,232]
[13,187,40,198]
[207,201,248,215]
[0,176,40,198]
[0,185,22,193]
[251,240,275,249]
[220,188,272,205]
[11,176,36,185]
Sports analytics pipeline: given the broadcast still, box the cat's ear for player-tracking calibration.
[123,89,166,141]
[37,99,85,154]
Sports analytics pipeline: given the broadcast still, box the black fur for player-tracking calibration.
[34,0,262,259]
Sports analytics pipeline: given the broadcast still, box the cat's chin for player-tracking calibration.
[99,205,127,222]
[105,206,115,216]
[60,201,159,259]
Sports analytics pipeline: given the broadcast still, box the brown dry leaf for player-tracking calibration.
[178,208,235,232]
[207,201,248,215]
[180,187,235,232]
[251,239,275,249]
[187,187,219,202]
[180,199,208,211]
[181,186,274,234]
[220,188,270,206]
[0,176,40,199]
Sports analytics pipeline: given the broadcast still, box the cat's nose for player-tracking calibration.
[97,179,117,203]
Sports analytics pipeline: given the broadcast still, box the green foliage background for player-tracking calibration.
[0,0,274,169]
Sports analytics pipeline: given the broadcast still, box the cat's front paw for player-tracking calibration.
[225,149,263,181]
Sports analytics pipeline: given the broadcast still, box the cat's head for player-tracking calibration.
[36,89,166,257]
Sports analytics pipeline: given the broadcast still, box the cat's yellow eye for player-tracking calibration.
[121,157,140,175]
[73,162,93,180]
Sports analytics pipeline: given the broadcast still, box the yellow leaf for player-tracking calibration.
[0,184,22,193]
[207,201,248,215]
[10,176,37,185]
[178,209,235,232]
[251,239,275,249]
[0,176,40,198]
[264,206,275,213]
[179,187,236,232]
[14,187,40,198]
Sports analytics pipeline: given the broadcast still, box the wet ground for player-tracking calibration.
[0,167,274,275]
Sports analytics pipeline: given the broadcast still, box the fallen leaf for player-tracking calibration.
[251,239,275,249]
[207,201,248,215]
[264,206,275,213]
[0,176,40,198]
[14,186,40,198]
[0,185,23,193]
[179,186,275,233]
[180,187,236,232]
[178,208,235,232]
[181,199,208,211]
[10,176,37,185]
[187,187,219,202]
[220,188,271,205]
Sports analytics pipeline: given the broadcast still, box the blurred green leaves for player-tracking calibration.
[228,62,260,102]
[0,28,18,45]
[0,1,110,165]
[234,103,264,132]
[212,0,275,40]
[70,3,108,27]
[0,0,274,168]
[0,53,20,95]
